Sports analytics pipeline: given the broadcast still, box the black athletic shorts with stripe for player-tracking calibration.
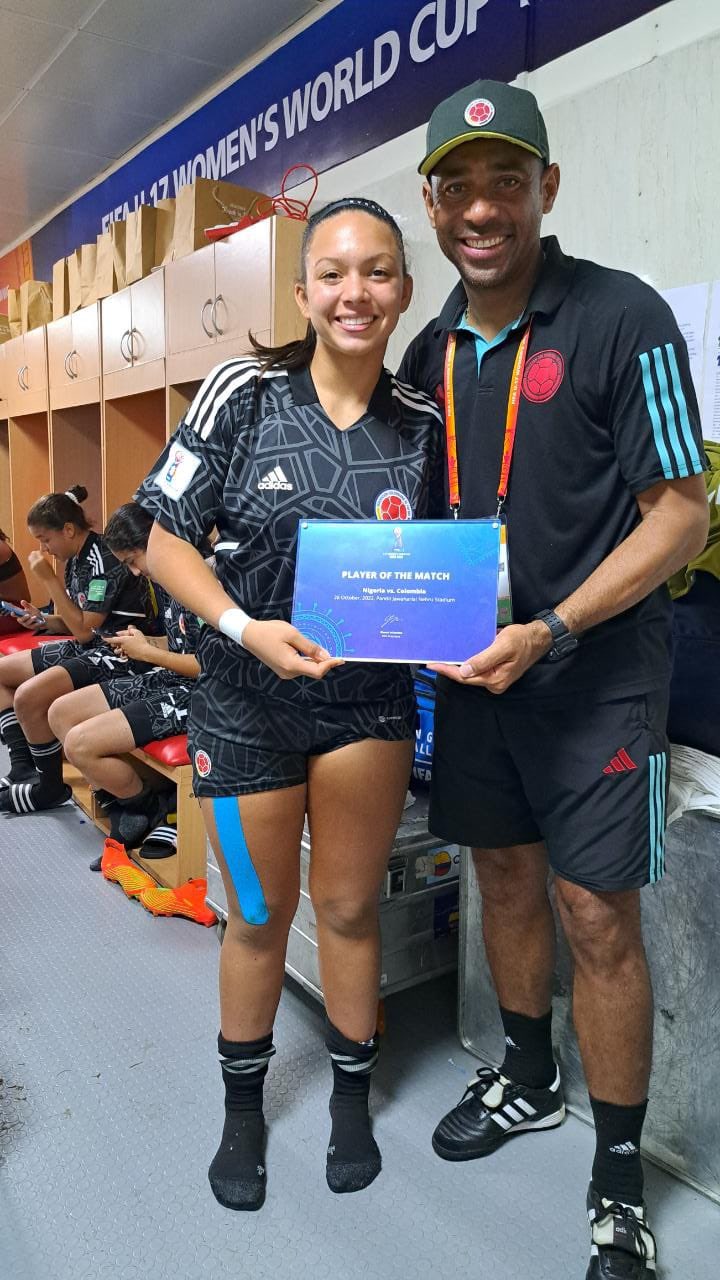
[187,679,417,798]
[98,669,193,748]
[31,639,155,687]
[429,678,670,892]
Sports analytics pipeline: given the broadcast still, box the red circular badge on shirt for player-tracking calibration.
[522,350,565,403]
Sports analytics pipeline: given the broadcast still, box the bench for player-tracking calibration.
[69,734,206,889]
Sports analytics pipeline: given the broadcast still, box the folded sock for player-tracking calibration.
[325,1018,381,1194]
[28,739,65,799]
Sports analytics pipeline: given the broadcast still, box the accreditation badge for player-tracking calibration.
[497,517,513,626]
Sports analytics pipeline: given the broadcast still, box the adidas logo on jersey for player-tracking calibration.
[609,1141,639,1155]
[258,465,293,491]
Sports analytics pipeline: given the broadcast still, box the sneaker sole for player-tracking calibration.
[432,1106,566,1161]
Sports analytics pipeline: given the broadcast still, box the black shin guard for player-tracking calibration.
[208,1032,275,1211]
[325,1019,381,1194]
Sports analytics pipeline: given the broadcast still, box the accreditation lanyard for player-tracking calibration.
[443,320,532,519]
[443,320,533,625]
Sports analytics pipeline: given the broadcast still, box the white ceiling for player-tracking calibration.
[0,0,330,254]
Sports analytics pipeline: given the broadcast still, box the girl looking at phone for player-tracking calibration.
[0,486,152,811]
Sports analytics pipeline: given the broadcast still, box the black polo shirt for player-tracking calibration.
[135,356,444,711]
[398,236,706,698]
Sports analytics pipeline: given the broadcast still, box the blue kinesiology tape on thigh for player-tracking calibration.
[212,796,270,926]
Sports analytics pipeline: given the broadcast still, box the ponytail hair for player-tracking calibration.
[248,196,407,375]
[104,502,154,553]
[27,484,90,532]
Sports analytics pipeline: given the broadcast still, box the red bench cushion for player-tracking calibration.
[0,634,68,655]
[141,735,191,767]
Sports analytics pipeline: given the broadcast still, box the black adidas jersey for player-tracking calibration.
[154,584,203,656]
[136,358,444,713]
[399,236,707,698]
[63,531,149,635]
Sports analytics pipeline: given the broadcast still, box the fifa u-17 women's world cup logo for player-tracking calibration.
[165,448,185,484]
[392,526,404,551]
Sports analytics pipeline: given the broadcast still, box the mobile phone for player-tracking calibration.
[91,627,113,645]
[1,600,27,617]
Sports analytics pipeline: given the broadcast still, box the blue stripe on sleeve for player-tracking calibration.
[652,347,689,477]
[639,352,674,479]
[664,343,704,473]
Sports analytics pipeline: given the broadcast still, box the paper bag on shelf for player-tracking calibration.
[8,287,21,337]
[20,280,53,333]
[95,224,128,299]
[155,198,176,267]
[67,244,98,310]
[125,205,159,283]
[171,178,265,259]
[0,314,11,343]
[52,258,69,320]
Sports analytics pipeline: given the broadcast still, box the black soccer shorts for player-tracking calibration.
[99,670,193,748]
[429,677,670,891]
[31,639,154,687]
[187,684,416,798]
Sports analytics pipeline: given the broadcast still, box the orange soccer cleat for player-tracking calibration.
[138,877,217,927]
[100,838,156,898]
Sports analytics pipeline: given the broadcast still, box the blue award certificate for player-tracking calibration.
[292,519,500,663]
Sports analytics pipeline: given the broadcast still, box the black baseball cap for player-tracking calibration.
[419,79,550,176]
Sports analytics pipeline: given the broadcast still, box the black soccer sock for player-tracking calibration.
[113,786,163,848]
[0,709,35,782]
[28,739,65,799]
[590,1096,647,1205]
[499,1006,556,1089]
[208,1031,275,1211]
[325,1019,381,1194]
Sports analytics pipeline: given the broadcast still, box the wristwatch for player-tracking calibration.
[533,609,578,663]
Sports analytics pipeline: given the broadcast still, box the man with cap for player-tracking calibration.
[399,79,708,1278]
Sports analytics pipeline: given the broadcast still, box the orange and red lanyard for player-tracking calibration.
[443,321,532,519]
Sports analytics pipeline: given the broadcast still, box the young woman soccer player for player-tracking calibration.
[47,501,200,861]
[0,486,152,811]
[135,199,444,1210]
[0,528,31,636]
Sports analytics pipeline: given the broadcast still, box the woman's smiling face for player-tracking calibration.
[295,210,413,361]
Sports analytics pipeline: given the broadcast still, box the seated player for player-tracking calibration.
[0,486,152,811]
[0,527,31,636]
[48,502,200,866]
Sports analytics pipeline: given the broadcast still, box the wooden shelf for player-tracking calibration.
[103,389,166,518]
[0,423,10,533]
[50,405,103,526]
[8,413,51,563]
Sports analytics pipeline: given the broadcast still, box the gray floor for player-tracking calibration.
[1,765,718,1279]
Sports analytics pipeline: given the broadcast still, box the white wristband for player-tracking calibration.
[218,607,252,647]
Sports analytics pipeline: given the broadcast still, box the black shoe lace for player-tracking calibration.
[599,1200,652,1263]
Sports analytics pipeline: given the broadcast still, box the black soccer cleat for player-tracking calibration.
[586,1184,657,1278]
[432,1064,565,1161]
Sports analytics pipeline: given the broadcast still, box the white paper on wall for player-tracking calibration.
[660,281,709,407]
[701,281,720,444]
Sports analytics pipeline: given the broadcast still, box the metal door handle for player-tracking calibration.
[19,364,29,390]
[211,295,225,336]
[201,299,214,339]
[120,329,132,363]
[64,352,72,378]
[69,349,79,378]
[128,328,143,361]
